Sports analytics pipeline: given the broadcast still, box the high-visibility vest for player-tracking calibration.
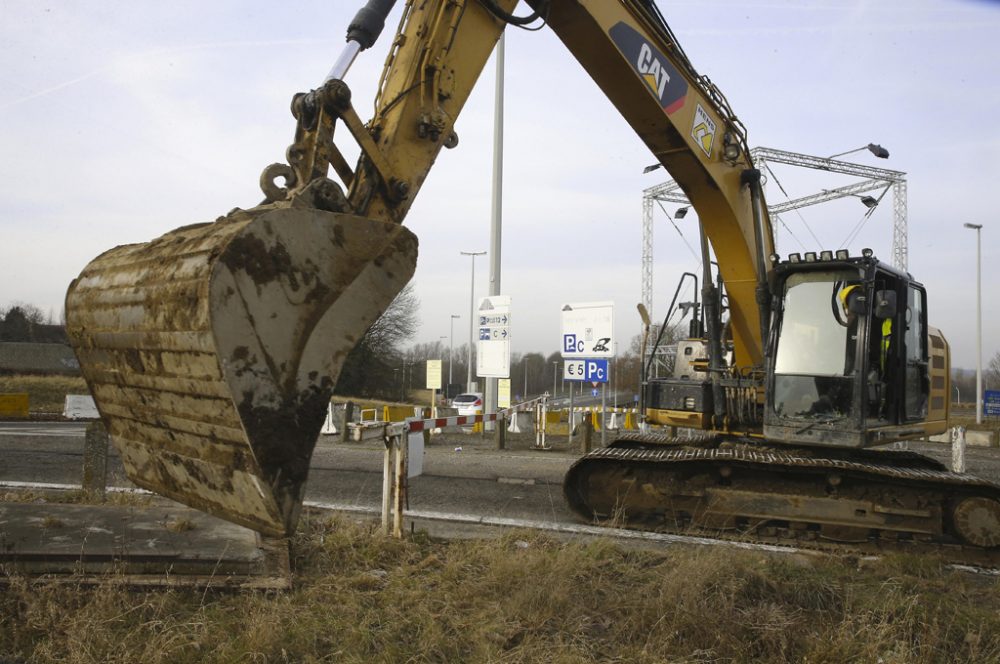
[881,317,892,370]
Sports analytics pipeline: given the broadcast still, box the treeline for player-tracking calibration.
[0,304,67,344]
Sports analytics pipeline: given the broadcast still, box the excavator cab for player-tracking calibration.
[763,251,948,448]
[642,251,949,448]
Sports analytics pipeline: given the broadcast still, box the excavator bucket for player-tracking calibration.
[65,205,418,537]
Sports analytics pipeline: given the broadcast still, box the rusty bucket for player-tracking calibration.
[66,205,417,536]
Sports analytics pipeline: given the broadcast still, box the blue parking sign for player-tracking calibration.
[985,390,1000,417]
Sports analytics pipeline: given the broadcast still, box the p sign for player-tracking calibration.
[563,334,585,354]
[584,359,609,383]
[563,358,609,382]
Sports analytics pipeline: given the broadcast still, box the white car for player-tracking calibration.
[451,392,483,417]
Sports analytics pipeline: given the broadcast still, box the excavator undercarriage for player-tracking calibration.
[565,433,1000,565]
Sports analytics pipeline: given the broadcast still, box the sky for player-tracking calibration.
[1,0,998,371]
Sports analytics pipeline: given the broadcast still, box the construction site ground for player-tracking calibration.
[5,421,1000,583]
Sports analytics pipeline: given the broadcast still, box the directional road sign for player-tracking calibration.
[477,295,511,378]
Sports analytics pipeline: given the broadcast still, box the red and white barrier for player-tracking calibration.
[386,395,547,436]
[380,395,550,537]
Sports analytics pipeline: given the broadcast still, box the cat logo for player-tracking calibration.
[691,104,716,157]
[608,22,687,114]
[637,43,670,101]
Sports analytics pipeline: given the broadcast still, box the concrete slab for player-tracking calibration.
[928,430,997,447]
[0,500,289,588]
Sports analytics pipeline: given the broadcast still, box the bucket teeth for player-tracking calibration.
[66,206,418,537]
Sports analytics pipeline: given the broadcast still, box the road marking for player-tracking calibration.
[0,424,88,437]
[303,500,798,554]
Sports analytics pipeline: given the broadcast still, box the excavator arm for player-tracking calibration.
[291,0,774,368]
[65,0,775,537]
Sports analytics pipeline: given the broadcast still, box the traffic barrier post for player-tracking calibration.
[495,412,506,450]
[952,426,967,473]
[341,401,354,442]
[82,421,110,498]
[581,416,592,455]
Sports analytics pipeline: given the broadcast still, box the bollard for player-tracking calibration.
[580,417,593,455]
[541,398,547,449]
[393,433,406,538]
[495,413,506,450]
[342,401,355,442]
[82,420,110,499]
[382,435,393,534]
[534,402,542,448]
[952,426,967,474]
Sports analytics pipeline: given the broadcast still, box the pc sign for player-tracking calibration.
[564,358,609,383]
[561,301,614,358]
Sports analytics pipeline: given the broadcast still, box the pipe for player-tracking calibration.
[699,220,726,428]
[742,168,772,352]
[325,0,397,82]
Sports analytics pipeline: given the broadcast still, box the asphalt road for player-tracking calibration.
[0,422,582,525]
[4,421,1000,535]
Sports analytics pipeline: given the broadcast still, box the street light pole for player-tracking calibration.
[522,355,528,398]
[552,361,558,397]
[965,223,983,424]
[449,314,460,391]
[827,143,890,160]
[461,250,486,392]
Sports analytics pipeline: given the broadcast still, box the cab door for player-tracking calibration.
[904,284,930,421]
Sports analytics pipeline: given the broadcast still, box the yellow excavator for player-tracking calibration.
[64,0,1000,557]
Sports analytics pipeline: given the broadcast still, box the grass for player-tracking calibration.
[0,373,88,414]
[4,510,1000,663]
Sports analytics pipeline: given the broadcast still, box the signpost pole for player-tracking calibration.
[601,382,607,447]
[568,376,575,444]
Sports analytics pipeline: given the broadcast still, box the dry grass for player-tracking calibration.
[0,373,88,413]
[4,514,1000,663]
[0,489,154,508]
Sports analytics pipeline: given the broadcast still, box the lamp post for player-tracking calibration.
[522,355,528,398]
[820,190,880,209]
[827,143,890,160]
[461,250,486,392]
[965,223,983,424]
[552,360,558,397]
[449,314,460,390]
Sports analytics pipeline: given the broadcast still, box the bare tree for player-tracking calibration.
[335,284,420,399]
[987,351,1000,392]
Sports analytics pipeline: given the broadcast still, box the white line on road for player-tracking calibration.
[0,424,88,437]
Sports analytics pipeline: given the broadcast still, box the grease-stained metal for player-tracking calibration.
[66,205,417,537]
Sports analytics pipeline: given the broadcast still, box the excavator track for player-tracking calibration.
[564,433,1000,566]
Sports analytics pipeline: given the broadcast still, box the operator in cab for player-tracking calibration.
[839,283,893,419]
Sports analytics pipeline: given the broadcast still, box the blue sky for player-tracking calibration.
[1,0,997,369]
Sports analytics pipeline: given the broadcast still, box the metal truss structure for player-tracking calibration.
[640,147,908,321]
